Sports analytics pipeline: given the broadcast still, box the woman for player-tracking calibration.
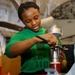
[5,1,67,75]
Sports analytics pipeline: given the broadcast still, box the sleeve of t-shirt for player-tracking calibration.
[5,33,22,58]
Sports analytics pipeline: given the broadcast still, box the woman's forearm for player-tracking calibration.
[10,37,38,56]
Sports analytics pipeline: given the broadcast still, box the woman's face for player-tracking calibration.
[21,8,41,32]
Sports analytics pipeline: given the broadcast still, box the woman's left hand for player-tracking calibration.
[60,49,65,62]
[60,49,67,70]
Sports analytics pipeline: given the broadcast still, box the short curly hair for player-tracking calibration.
[18,1,39,20]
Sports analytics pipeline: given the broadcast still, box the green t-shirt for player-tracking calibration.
[5,27,62,73]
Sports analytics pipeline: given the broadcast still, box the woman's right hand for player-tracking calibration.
[34,33,58,46]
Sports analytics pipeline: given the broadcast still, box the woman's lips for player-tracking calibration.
[33,26,39,30]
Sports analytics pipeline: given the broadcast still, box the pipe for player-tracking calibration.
[10,0,19,11]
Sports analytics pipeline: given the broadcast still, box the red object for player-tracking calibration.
[50,62,61,73]
[0,66,2,75]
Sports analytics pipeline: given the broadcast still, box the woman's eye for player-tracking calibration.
[34,17,38,20]
[26,20,31,23]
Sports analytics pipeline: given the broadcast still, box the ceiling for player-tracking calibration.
[12,0,75,19]
[16,0,70,18]
[0,0,73,19]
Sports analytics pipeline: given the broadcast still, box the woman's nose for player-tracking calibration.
[32,20,36,25]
